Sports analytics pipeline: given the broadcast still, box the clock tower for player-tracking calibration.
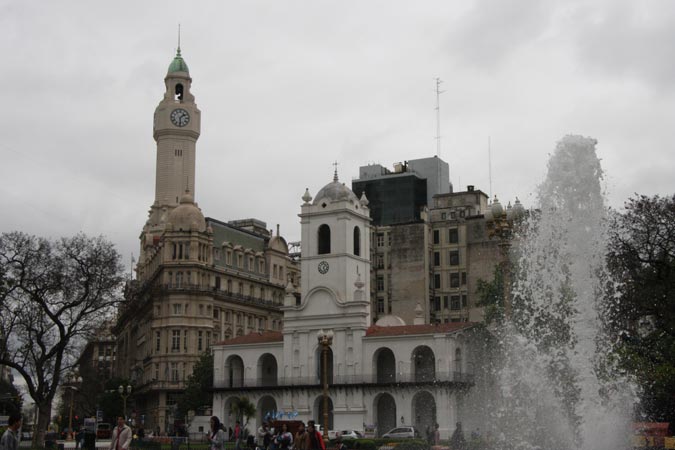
[148,45,201,229]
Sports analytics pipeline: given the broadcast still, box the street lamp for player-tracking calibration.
[317,329,334,440]
[486,196,525,320]
[66,372,83,441]
[118,384,132,421]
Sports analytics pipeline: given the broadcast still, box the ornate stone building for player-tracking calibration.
[212,175,479,439]
[113,47,298,433]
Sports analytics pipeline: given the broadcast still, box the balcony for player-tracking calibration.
[212,371,474,391]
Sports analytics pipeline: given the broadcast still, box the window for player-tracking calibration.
[214,308,219,319]
[198,331,203,351]
[249,256,254,270]
[170,363,179,382]
[258,318,263,329]
[443,295,449,309]
[259,260,265,273]
[434,296,441,311]
[462,294,468,308]
[434,273,441,289]
[376,276,384,292]
[172,304,182,315]
[154,363,159,380]
[450,273,460,288]
[175,272,183,287]
[376,254,384,269]
[273,265,278,278]
[206,332,211,348]
[226,251,232,265]
[433,252,440,266]
[183,330,188,351]
[450,211,457,219]
[199,304,204,316]
[318,224,331,254]
[237,254,243,268]
[353,226,361,256]
[449,250,459,266]
[461,272,467,285]
[459,210,465,218]
[377,298,384,313]
[433,229,440,244]
[227,279,232,293]
[171,330,180,351]
[441,212,447,220]
[451,295,461,310]
[238,282,244,294]
[449,228,459,244]
[225,311,230,322]
[155,331,161,352]
[215,277,221,290]
[376,233,384,247]
[260,288,265,300]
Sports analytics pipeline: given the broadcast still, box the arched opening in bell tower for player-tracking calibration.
[318,224,331,254]
[353,226,361,256]
[175,83,184,101]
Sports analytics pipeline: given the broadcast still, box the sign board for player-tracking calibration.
[96,410,103,423]
[0,416,8,427]
[84,418,97,433]
[363,425,376,439]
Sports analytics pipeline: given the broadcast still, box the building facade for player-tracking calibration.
[212,175,479,439]
[113,47,298,433]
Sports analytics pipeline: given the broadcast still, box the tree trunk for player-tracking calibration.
[32,401,53,449]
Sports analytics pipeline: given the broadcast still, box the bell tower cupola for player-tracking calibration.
[149,42,201,228]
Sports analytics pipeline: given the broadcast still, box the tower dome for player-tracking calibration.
[167,47,189,74]
[168,191,205,232]
[312,171,359,205]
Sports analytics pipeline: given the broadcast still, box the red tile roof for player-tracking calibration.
[215,331,283,346]
[365,322,476,337]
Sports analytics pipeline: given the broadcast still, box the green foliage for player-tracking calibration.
[97,377,132,422]
[391,440,430,450]
[176,351,213,418]
[350,439,377,450]
[229,396,255,428]
[475,265,505,325]
[606,194,675,423]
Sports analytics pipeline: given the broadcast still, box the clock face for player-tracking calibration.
[318,261,329,274]
[170,108,190,127]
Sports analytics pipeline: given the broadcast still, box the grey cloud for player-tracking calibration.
[445,0,553,69]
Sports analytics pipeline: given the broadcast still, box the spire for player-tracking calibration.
[167,26,189,74]
[332,161,339,182]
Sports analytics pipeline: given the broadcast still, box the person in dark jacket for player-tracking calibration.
[306,421,325,450]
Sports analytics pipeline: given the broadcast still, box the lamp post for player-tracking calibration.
[486,196,525,320]
[317,329,333,440]
[66,372,83,441]
[118,384,132,421]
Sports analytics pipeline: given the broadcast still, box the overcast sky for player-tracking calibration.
[1,0,674,272]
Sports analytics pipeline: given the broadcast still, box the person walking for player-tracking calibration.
[276,423,293,450]
[306,421,325,450]
[109,417,132,450]
[209,417,227,450]
[433,424,440,446]
[449,422,466,450]
[294,422,308,450]
[256,422,271,450]
[234,421,242,450]
[0,413,21,450]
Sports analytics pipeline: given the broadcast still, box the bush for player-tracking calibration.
[353,439,377,450]
[391,440,430,450]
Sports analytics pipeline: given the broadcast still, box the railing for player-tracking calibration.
[213,371,474,389]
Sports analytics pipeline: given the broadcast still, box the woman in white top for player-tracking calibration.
[209,416,227,450]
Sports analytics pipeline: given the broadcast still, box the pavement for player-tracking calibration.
[20,440,112,449]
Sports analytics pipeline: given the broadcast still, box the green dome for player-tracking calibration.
[167,47,189,74]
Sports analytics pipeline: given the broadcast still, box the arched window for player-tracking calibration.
[318,224,331,254]
[353,226,361,256]
[175,83,184,101]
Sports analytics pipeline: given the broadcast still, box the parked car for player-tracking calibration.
[97,423,112,439]
[336,430,363,440]
[382,426,419,439]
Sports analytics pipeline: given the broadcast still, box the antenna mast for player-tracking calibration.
[488,136,493,200]
[434,77,445,194]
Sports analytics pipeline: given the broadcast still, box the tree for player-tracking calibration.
[176,352,213,418]
[475,265,505,325]
[0,232,124,446]
[607,194,675,423]
[230,396,256,435]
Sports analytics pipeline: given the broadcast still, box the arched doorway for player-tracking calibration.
[225,355,244,387]
[258,353,278,386]
[374,393,396,437]
[257,395,277,425]
[313,396,334,430]
[412,346,435,382]
[412,391,436,437]
[374,348,396,383]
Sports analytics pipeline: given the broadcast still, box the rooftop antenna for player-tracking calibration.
[488,136,493,200]
[434,77,445,196]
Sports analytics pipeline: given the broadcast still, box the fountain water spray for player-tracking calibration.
[490,135,636,450]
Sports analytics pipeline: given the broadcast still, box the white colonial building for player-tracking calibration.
[212,174,480,438]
